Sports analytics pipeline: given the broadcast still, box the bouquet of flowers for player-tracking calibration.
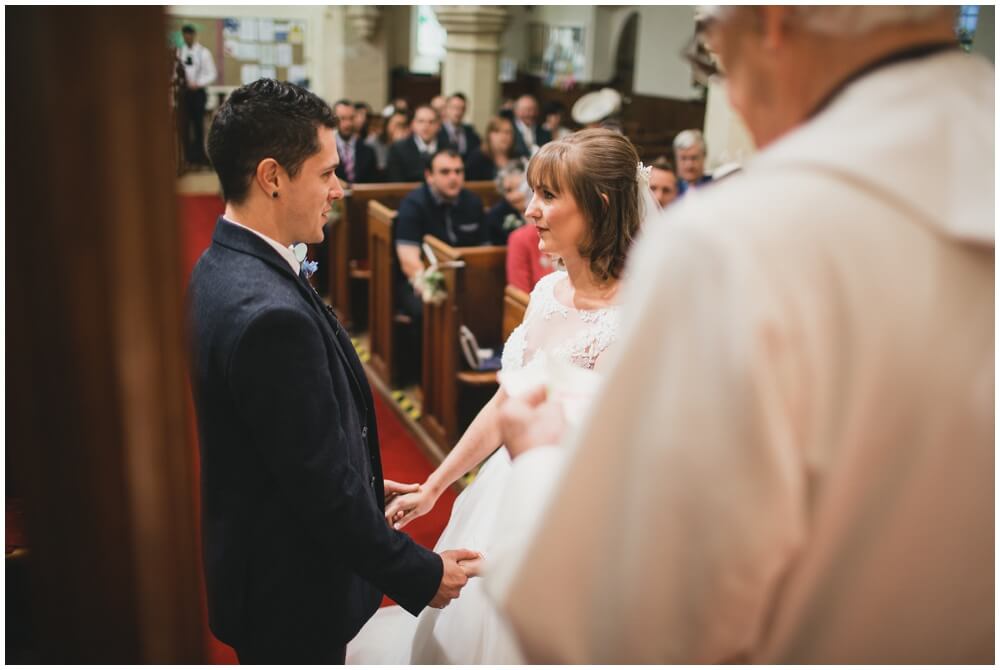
[502,213,525,232]
[411,266,446,305]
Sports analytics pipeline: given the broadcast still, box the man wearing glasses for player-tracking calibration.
[491,6,993,664]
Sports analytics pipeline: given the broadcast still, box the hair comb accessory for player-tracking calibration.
[636,162,652,187]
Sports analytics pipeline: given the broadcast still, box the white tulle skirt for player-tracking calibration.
[346,448,525,664]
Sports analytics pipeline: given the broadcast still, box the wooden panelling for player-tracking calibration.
[366,201,399,386]
[420,237,507,449]
[502,285,531,342]
[6,6,202,663]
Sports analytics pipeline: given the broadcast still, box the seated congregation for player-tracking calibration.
[313,88,707,456]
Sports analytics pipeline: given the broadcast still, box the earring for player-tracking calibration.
[272,191,278,199]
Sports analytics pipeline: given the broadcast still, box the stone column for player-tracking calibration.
[433,6,509,133]
[323,6,389,109]
[702,78,756,172]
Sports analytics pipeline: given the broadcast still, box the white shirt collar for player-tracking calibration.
[413,134,437,154]
[224,217,301,275]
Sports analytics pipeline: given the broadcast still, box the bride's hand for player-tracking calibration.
[383,478,420,506]
[385,486,439,530]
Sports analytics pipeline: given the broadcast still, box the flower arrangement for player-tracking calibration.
[411,266,446,305]
[502,213,525,232]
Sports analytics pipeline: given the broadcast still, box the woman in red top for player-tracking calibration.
[506,219,555,292]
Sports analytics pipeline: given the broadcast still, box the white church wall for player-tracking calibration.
[499,6,530,78]
[633,6,700,100]
[592,6,640,83]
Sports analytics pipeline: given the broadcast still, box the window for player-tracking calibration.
[413,6,447,74]
[956,6,979,52]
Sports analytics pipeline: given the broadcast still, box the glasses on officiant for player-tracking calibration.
[681,17,725,86]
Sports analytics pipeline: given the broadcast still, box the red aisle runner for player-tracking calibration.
[178,194,457,663]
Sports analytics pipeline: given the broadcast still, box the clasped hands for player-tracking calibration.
[384,479,482,609]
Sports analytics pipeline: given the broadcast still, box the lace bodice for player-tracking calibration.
[501,271,621,373]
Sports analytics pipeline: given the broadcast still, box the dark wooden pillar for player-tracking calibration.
[7,7,203,663]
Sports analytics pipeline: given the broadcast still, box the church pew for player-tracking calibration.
[502,284,530,342]
[420,235,507,451]
[366,200,401,387]
[328,180,503,331]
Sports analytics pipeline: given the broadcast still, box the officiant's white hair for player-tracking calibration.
[696,5,953,36]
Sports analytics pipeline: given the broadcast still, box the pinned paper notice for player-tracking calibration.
[288,65,307,84]
[239,18,258,42]
[258,19,275,42]
[239,43,259,61]
[276,44,293,67]
[240,64,261,85]
[259,44,276,66]
[259,66,277,80]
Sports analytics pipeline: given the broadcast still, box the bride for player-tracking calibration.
[347,128,658,664]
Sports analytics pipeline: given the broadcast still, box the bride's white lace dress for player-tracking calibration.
[346,270,620,664]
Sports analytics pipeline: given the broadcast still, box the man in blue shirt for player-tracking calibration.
[394,148,487,320]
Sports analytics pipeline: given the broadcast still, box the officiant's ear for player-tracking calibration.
[255,158,281,200]
[599,192,609,212]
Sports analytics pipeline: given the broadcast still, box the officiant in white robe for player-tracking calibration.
[485,6,994,664]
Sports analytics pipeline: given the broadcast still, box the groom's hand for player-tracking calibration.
[383,479,420,506]
[430,548,482,608]
[499,386,565,459]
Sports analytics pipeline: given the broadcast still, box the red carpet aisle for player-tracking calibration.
[178,194,458,663]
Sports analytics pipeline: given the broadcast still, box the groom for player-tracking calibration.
[188,79,478,664]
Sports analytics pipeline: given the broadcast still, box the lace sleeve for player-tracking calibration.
[500,273,556,372]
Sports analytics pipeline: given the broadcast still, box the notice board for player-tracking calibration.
[168,15,308,88]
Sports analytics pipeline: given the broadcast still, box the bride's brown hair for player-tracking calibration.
[526,128,642,283]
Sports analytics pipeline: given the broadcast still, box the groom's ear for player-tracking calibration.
[254,158,281,199]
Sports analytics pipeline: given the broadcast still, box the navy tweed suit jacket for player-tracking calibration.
[188,218,442,657]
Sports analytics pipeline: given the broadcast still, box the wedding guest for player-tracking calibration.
[542,100,572,141]
[367,111,399,176]
[176,24,217,166]
[498,97,516,123]
[674,129,712,196]
[485,159,530,245]
[511,94,552,157]
[465,116,518,181]
[353,101,372,140]
[506,221,555,294]
[391,97,410,116]
[386,105,441,182]
[493,6,993,664]
[332,99,378,184]
[393,148,487,320]
[430,94,447,119]
[648,156,679,208]
[437,93,481,158]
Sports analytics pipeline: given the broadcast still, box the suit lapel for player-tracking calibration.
[292,272,371,417]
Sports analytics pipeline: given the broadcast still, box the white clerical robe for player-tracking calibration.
[484,50,994,664]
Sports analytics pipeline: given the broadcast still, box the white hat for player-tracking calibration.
[571,88,622,125]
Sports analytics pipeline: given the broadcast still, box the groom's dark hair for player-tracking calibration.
[207,79,337,204]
